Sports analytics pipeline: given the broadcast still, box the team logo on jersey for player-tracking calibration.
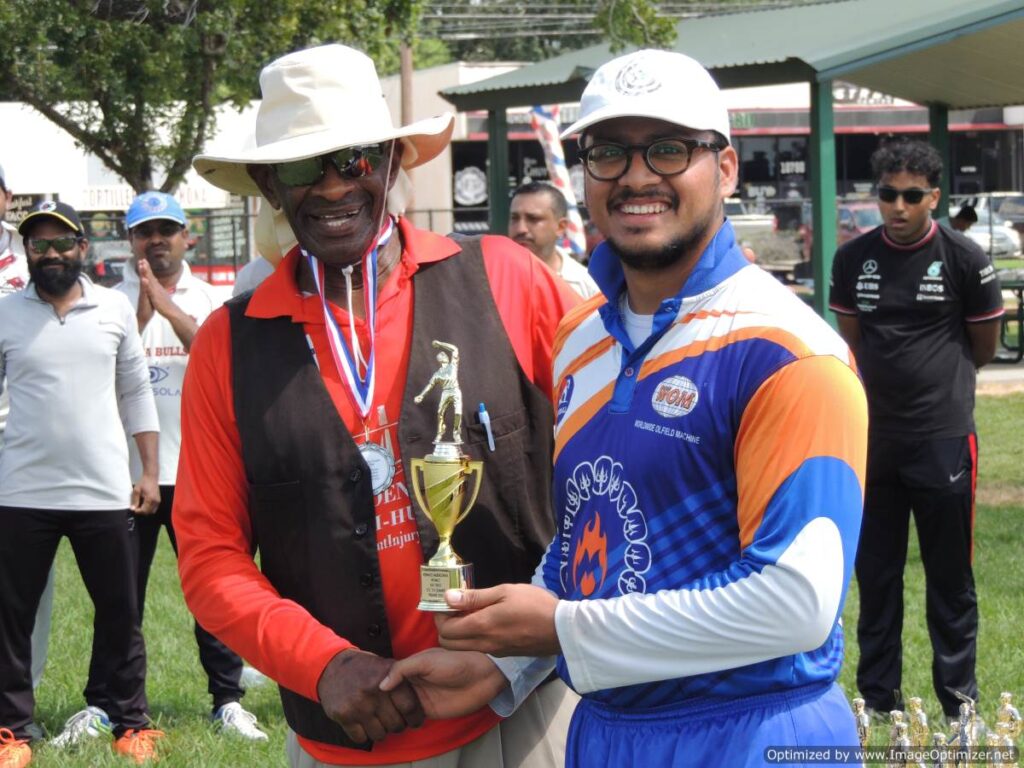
[652,375,699,418]
[926,260,942,278]
[149,366,169,384]
[556,375,575,425]
[861,259,878,275]
[560,455,651,597]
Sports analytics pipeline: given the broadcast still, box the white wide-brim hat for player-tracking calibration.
[561,49,730,143]
[194,44,455,196]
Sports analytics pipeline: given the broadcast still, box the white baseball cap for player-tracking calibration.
[561,49,730,144]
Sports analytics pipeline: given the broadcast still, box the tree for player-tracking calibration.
[419,0,675,62]
[0,0,432,193]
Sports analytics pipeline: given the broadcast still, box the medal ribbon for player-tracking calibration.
[303,217,395,419]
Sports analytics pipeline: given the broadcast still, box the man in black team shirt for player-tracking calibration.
[829,140,1003,720]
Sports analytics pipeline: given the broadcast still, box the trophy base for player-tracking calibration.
[418,562,474,612]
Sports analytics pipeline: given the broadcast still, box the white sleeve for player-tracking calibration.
[487,542,560,716]
[115,295,159,436]
[554,517,844,694]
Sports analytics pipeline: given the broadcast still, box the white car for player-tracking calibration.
[952,209,1021,259]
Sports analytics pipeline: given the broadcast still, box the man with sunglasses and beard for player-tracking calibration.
[0,201,162,766]
[829,140,1004,722]
[380,50,868,767]
[176,44,579,768]
[113,191,268,741]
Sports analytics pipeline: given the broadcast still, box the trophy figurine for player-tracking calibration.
[997,692,1021,741]
[907,697,930,748]
[853,698,871,748]
[411,341,484,611]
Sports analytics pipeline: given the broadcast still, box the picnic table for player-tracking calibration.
[996,268,1024,364]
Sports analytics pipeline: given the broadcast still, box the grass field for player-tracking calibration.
[24,393,1024,765]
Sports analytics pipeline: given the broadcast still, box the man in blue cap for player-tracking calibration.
[115,191,267,740]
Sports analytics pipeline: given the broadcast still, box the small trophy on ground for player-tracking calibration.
[907,697,930,748]
[997,692,1021,742]
[853,698,871,748]
[411,341,484,612]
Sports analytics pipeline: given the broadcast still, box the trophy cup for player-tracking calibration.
[410,341,484,612]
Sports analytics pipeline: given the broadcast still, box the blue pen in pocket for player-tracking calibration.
[478,403,496,452]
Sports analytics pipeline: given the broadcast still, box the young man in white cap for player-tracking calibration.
[176,44,579,767]
[114,191,267,741]
[382,49,868,765]
[0,201,162,767]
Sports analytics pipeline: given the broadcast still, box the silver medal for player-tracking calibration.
[359,441,395,495]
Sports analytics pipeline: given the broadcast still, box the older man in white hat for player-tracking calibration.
[175,44,579,768]
[382,49,868,766]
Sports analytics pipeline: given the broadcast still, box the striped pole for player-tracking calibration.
[530,106,587,257]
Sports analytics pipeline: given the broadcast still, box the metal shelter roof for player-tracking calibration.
[441,0,1024,111]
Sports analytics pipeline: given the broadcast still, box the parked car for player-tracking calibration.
[798,201,882,261]
[954,209,1022,259]
[88,241,131,287]
[970,192,1024,238]
[724,199,777,241]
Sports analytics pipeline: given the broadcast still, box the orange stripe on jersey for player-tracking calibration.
[554,381,616,463]
[734,355,867,549]
[554,337,617,401]
[639,326,814,382]
[553,294,607,361]
[676,308,750,325]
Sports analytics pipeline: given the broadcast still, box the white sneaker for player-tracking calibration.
[212,702,269,741]
[239,666,268,689]
[50,706,112,748]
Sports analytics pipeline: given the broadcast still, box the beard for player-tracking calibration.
[29,256,83,296]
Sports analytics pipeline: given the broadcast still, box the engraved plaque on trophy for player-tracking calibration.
[410,341,484,612]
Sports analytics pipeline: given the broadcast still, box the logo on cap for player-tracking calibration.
[614,55,662,96]
[140,193,168,213]
[39,201,58,212]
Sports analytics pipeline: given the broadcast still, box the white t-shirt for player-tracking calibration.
[557,248,600,300]
[0,277,158,510]
[115,261,223,485]
[232,257,276,297]
[0,221,28,437]
[620,294,655,348]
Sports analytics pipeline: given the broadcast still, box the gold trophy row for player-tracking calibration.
[853,692,1021,765]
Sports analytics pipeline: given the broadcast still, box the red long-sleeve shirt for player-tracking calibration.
[174,220,578,764]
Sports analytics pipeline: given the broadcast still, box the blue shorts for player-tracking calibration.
[565,682,857,768]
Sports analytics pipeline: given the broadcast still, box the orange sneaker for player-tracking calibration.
[112,729,164,764]
[0,728,31,768]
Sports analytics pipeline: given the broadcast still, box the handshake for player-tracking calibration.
[316,583,561,744]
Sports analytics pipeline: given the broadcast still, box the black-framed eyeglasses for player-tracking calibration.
[877,186,932,204]
[131,221,185,239]
[273,144,388,187]
[27,236,83,254]
[578,138,725,182]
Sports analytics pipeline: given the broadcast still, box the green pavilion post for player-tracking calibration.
[487,108,510,234]
[810,78,838,325]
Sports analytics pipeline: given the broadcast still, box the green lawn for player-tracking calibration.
[26,394,1024,764]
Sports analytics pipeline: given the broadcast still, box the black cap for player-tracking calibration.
[18,201,85,237]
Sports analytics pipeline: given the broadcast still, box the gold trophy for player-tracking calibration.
[907,697,930,748]
[411,341,484,612]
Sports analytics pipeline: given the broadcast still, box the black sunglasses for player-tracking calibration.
[877,186,932,204]
[28,236,83,254]
[579,138,724,182]
[131,221,184,239]
[273,145,388,187]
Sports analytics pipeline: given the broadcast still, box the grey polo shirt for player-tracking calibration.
[0,276,159,510]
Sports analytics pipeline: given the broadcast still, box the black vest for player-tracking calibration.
[228,236,555,748]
